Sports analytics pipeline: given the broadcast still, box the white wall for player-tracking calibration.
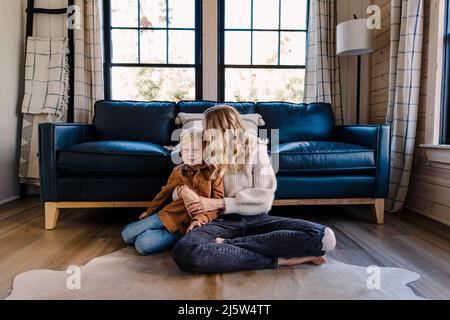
[0,0,25,204]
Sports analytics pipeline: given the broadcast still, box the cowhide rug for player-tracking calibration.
[6,247,424,300]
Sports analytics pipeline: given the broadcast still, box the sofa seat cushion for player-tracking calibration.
[273,141,375,174]
[57,141,171,176]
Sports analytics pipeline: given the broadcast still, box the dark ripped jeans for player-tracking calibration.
[172,214,327,274]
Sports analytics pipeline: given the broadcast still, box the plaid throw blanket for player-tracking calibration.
[21,37,69,121]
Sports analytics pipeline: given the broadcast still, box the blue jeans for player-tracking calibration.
[121,213,180,255]
[173,214,326,273]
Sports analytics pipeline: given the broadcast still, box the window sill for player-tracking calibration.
[420,144,450,164]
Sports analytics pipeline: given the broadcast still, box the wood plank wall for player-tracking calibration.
[368,1,450,226]
[403,1,450,226]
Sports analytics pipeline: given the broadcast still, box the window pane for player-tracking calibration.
[225,0,251,29]
[141,30,166,63]
[281,0,308,30]
[140,0,167,28]
[253,0,279,30]
[111,0,138,27]
[225,68,305,102]
[169,0,195,28]
[280,32,306,65]
[225,31,251,64]
[112,30,138,63]
[112,67,196,101]
[253,31,278,65]
[169,30,195,64]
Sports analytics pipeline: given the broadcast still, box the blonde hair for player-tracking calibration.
[178,127,204,166]
[179,126,203,147]
[203,105,254,178]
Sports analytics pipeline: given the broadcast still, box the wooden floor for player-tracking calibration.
[0,196,449,300]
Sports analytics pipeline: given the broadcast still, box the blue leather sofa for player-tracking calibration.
[39,100,390,229]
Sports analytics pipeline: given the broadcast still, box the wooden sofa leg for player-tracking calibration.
[45,202,60,230]
[371,199,385,225]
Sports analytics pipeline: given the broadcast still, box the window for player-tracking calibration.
[103,0,202,101]
[218,0,309,102]
[442,0,450,144]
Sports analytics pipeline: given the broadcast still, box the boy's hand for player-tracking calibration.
[139,211,150,220]
[187,220,206,233]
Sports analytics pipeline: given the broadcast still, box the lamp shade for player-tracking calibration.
[336,19,373,56]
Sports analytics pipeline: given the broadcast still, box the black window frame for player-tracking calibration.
[217,0,310,101]
[442,0,450,144]
[103,0,203,101]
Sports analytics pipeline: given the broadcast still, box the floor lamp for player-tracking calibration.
[336,18,373,124]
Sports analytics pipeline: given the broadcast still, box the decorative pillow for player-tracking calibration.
[176,112,265,136]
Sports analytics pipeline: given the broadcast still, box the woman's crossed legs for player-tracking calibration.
[173,214,336,273]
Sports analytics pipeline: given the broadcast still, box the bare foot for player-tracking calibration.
[215,237,226,244]
[310,256,327,265]
[278,256,327,267]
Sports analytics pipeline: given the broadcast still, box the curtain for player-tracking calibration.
[19,0,104,186]
[303,0,343,125]
[73,0,104,123]
[385,0,424,212]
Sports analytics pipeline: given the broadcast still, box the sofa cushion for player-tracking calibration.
[93,100,176,146]
[272,141,375,174]
[57,141,171,176]
[257,102,335,144]
[178,100,256,114]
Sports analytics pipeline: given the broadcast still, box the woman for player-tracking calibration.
[172,105,336,273]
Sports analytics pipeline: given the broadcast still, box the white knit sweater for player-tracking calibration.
[222,140,277,216]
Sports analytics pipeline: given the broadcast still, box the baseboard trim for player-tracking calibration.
[0,195,20,206]
[405,204,450,227]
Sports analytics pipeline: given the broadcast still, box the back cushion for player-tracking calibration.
[176,112,265,136]
[257,102,335,144]
[178,100,256,114]
[93,100,176,146]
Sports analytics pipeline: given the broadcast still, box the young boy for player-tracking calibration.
[121,127,224,255]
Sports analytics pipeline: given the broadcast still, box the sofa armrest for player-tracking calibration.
[38,123,94,202]
[334,125,391,198]
[375,125,391,198]
[334,125,380,149]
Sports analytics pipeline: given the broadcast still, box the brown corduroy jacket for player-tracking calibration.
[145,164,224,235]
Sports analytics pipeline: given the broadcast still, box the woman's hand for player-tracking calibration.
[185,197,225,216]
[186,220,206,233]
[178,186,203,216]
[179,185,200,204]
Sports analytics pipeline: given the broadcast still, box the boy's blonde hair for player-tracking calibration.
[179,126,204,149]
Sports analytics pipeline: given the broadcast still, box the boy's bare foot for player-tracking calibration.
[278,256,327,267]
[215,237,226,244]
